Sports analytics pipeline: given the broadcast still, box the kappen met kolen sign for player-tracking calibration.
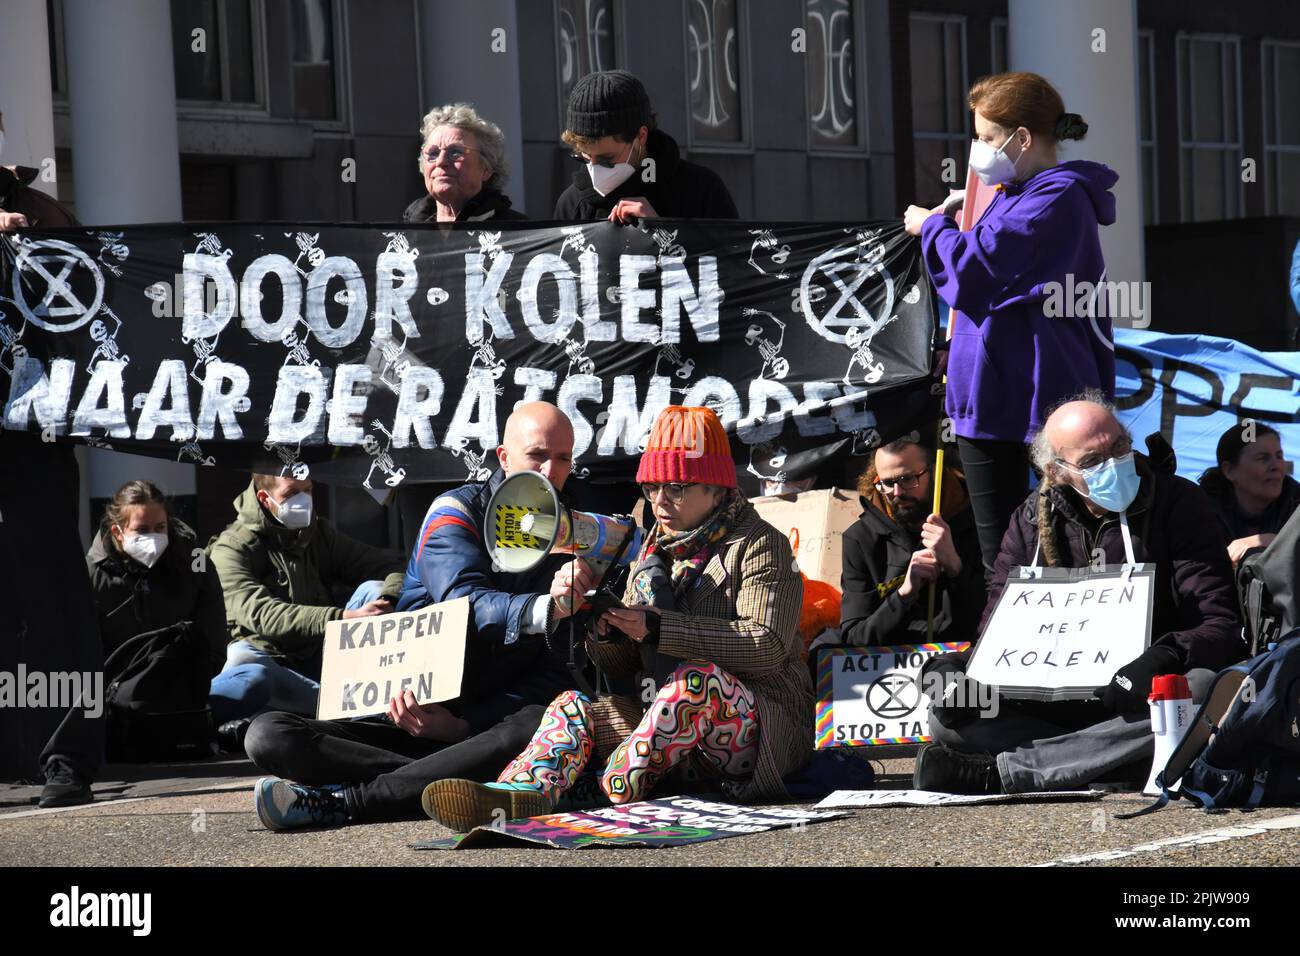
[966,566,1155,701]
[317,597,468,720]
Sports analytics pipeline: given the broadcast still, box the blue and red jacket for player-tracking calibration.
[396,469,573,728]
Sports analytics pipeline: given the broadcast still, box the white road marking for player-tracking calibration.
[1039,812,1300,866]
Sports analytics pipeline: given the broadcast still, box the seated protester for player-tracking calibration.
[209,475,405,717]
[88,481,269,752]
[839,437,985,646]
[555,70,738,222]
[246,402,587,830]
[1198,423,1299,567]
[915,396,1244,795]
[422,406,815,831]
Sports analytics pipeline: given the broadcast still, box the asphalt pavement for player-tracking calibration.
[2,757,1297,867]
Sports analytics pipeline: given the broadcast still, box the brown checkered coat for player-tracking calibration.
[589,506,814,802]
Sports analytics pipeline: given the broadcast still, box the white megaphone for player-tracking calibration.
[485,471,643,584]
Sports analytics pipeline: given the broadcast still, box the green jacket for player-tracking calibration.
[208,483,405,667]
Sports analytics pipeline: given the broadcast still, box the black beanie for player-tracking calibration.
[566,70,652,138]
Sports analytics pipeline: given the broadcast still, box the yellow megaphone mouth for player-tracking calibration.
[493,504,549,551]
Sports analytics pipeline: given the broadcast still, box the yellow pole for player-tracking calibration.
[925,176,977,642]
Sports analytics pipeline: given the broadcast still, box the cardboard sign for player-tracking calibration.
[317,597,469,720]
[411,796,846,850]
[966,567,1154,701]
[814,789,1104,809]
[815,642,970,748]
[751,488,861,588]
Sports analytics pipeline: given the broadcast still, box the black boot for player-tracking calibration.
[216,718,255,755]
[913,743,1002,795]
[39,757,93,808]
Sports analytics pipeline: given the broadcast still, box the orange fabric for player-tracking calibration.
[798,573,841,660]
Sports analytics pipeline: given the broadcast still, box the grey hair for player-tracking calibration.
[1028,388,1127,475]
[418,103,508,189]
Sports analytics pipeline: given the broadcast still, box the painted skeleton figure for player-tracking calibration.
[447,435,492,482]
[653,343,696,381]
[745,440,789,484]
[280,325,320,368]
[0,314,27,376]
[747,229,791,280]
[362,421,406,489]
[288,232,325,277]
[371,332,412,394]
[194,232,234,261]
[177,440,217,467]
[558,225,596,258]
[468,333,507,383]
[470,230,504,261]
[843,322,894,387]
[651,227,686,261]
[262,417,310,480]
[87,308,130,373]
[558,327,595,376]
[741,308,789,380]
[93,232,130,278]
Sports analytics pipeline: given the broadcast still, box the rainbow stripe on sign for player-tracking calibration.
[814,642,971,749]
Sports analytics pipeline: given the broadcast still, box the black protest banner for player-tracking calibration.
[1,219,935,488]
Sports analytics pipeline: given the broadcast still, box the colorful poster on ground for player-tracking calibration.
[410,795,846,850]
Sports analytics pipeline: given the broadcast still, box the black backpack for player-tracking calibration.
[103,622,214,762]
[1125,630,1300,814]
[1238,506,1300,656]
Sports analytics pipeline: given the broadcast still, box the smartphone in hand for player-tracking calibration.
[584,588,626,617]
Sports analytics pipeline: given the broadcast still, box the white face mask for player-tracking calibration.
[121,531,168,568]
[271,491,313,529]
[587,141,638,197]
[968,127,1026,186]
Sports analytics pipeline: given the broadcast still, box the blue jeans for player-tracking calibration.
[217,581,386,717]
[209,663,273,724]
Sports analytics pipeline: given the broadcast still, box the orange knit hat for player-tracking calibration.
[636,406,737,488]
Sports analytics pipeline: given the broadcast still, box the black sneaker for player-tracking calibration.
[216,718,254,754]
[913,743,1002,795]
[39,758,93,808]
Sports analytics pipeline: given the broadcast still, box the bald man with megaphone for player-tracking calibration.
[247,402,619,830]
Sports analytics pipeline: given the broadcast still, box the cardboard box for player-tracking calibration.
[751,488,862,591]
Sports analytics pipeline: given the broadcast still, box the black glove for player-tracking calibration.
[1095,643,1183,714]
[922,651,988,728]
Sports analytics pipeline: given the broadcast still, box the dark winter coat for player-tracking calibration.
[553,128,738,221]
[87,519,227,677]
[0,165,79,227]
[1198,470,1300,543]
[839,469,986,647]
[984,455,1244,673]
[402,186,528,223]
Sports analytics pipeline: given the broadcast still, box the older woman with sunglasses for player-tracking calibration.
[422,406,813,830]
[403,103,528,224]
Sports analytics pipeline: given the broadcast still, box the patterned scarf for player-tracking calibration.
[632,490,750,605]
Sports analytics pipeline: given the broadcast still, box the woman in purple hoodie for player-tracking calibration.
[904,72,1118,577]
